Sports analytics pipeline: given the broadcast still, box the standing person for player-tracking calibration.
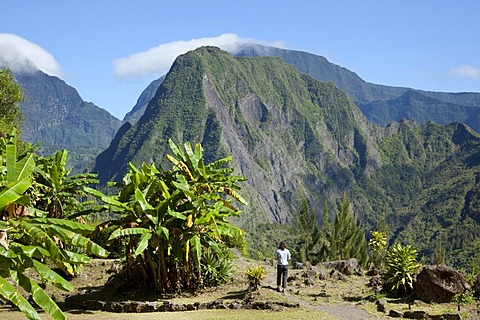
[275,241,291,292]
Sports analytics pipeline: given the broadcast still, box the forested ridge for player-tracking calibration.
[95,47,480,270]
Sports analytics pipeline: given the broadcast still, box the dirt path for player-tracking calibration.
[284,292,387,320]
[262,265,387,320]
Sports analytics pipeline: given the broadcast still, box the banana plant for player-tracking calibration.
[0,131,109,320]
[31,149,99,219]
[88,139,247,293]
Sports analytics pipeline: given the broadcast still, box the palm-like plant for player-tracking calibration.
[201,247,234,286]
[383,243,419,297]
[88,139,247,293]
[0,131,109,320]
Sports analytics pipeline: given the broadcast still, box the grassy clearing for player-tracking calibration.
[0,307,336,320]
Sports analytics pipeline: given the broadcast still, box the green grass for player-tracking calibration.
[66,309,336,320]
[0,308,336,320]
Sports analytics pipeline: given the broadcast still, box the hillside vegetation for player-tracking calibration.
[94,47,480,270]
[15,70,122,172]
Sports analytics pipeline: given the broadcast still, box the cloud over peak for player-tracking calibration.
[450,65,480,79]
[0,33,63,77]
[113,33,285,79]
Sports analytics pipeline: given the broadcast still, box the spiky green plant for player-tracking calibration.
[382,243,419,297]
[245,265,266,290]
[201,247,234,286]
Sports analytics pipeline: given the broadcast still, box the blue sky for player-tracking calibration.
[1,1,479,119]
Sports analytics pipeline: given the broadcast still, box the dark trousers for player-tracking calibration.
[276,264,288,288]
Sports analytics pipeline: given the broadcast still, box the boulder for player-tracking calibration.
[388,309,403,318]
[414,265,471,303]
[368,275,383,292]
[303,270,317,285]
[376,298,387,313]
[322,258,362,275]
[403,310,428,319]
[318,268,329,280]
[330,269,348,281]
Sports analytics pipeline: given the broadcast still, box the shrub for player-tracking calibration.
[201,247,234,286]
[245,265,266,290]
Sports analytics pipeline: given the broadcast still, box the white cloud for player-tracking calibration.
[0,33,63,77]
[449,65,480,79]
[113,33,285,79]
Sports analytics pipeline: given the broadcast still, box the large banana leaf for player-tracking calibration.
[5,140,16,184]
[11,244,50,260]
[135,187,154,211]
[32,259,74,291]
[173,175,194,199]
[134,232,152,257]
[47,225,109,258]
[168,139,184,160]
[0,175,33,211]
[29,217,95,234]
[108,227,150,241]
[11,270,66,320]
[62,250,91,264]
[0,277,41,320]
[190,235,201,267]
[206,155,233,169]
[12,221,65,261]
[83,186,130,212]
[13,154,35,186]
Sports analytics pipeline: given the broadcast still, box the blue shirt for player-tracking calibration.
[276,248,291,266]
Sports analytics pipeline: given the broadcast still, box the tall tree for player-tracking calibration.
[293,195,319,263]
[330,194,368,265]
[316,201,332,262]
[315,194,368,265]
[0,68,24,135]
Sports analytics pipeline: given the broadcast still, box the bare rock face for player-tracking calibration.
[474,274,480,297]
[414,265,471,303]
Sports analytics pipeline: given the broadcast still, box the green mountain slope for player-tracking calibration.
[362,90,478,128]
[235,44,480,132]
[15,70,122,172]
[125,44,480,132]
[95,47,480,268]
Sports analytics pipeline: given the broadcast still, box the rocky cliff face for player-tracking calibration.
[15,70,122,172]
[95,47,382,223]
[94,47,480,267]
